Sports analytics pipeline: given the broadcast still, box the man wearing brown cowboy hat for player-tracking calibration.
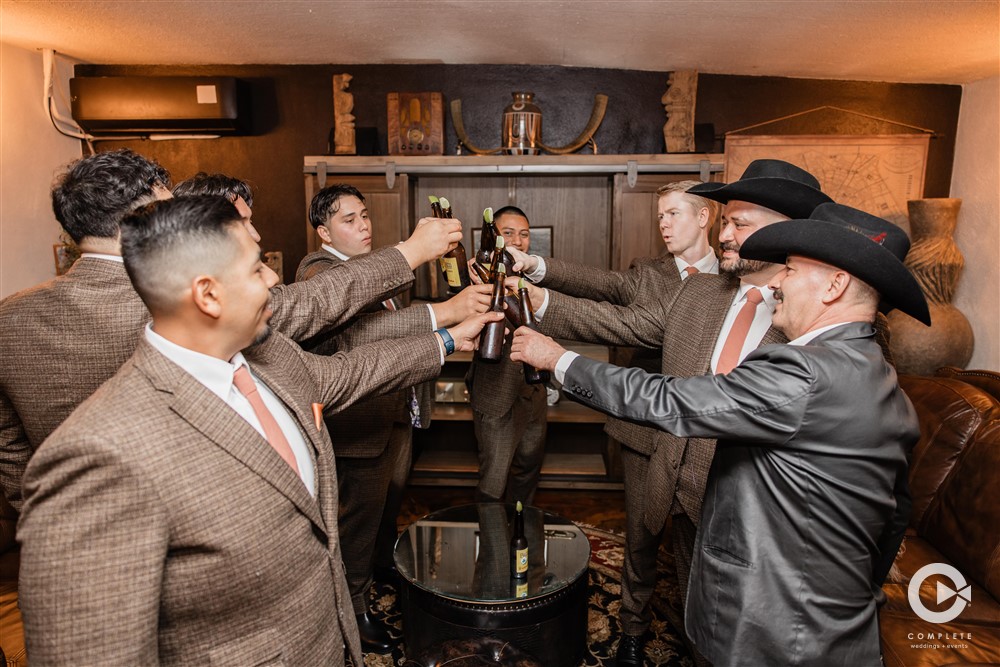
[511,202,928,666]
[515,158,852,665]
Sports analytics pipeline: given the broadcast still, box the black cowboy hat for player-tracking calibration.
[688,159,832,219]
[739,202,930,325]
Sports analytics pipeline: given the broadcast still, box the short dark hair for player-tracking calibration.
[51,149,171,243]
[493,206,530,225]
[173,172,254,209]
[308,184,365,229]
[121,195,242,312]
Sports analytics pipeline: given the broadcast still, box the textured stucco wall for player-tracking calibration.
[951,75,1000,371]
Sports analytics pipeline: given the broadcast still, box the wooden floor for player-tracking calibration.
[398,485,628,534]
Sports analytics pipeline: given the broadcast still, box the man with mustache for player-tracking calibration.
[511,202,926,666]
[16,195,501,666]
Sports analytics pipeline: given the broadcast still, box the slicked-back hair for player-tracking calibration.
[51,149,171,243]
[121,195,242,314]
[493,205,530,226]
[308,184,365,229]
[660,179,720,227]
[173,172,254,209]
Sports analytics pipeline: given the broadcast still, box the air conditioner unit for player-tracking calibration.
[70,76,248,134]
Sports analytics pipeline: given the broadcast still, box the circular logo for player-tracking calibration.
[907,563,971,623]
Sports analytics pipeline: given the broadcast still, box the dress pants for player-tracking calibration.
[473,384,547,506]
[337,421,412,614]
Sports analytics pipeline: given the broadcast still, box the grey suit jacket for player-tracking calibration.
[17,329,442,666]
[0,248,414,508]
[296,249,435,457]
[562,322,916,667]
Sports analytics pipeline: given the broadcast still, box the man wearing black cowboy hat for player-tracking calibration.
[513,158,852,665]
[511,203,927,666]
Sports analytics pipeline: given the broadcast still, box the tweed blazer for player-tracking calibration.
[17,329,442,666]
[538,255,681,450]
[296,249,435,457]
[562,323,915,666]
[0,249,415,509]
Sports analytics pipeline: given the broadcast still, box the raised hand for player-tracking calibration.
[446,311,506,352]
[396,217,464,269]
[506,246,538,274]
[431,284,494,326]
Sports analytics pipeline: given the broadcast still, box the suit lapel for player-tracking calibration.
[135,341,327,533]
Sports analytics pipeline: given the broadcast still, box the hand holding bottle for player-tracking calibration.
[506,246,538,274]
[444,311,505,353]
[510,326,566,372]
[397,217,464,269]
[504,276,544,313]
[430,284,494,326]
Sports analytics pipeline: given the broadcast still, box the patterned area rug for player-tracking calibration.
[364,525,693,666]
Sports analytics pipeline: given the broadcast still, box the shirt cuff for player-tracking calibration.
[534,289,551,319]
[425,303,438,330]
[525,256,547,282]
[434,334,446,365]
[554,351,580,384]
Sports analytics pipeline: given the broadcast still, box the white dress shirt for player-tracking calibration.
[674,249,720,277]
[144,325,317,496]
[80,252,124,263]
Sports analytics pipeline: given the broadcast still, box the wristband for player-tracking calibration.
[435,328,455,356]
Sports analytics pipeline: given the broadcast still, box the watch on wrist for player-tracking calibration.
[435,328,455,356]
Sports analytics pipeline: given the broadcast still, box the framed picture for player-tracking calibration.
[473,226,553,258]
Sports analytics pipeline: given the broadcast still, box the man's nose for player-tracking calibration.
[264,264,280,287]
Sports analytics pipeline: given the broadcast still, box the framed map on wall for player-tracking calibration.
[723,134,929,235]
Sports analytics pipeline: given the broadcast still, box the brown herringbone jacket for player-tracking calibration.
[18,330,442,666]
[296,249,435,457]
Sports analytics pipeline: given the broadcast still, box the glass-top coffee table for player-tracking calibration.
[394,503,591,666]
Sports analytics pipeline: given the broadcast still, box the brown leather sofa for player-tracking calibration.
[880,368,1000,666]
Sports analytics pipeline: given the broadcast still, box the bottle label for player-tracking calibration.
[439,257,463,288]
[515,548,528,575]
[515,581,528,598]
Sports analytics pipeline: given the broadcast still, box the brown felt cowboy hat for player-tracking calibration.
[688,159,832,219]
[738,202,931,325]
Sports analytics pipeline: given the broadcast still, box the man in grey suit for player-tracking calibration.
[514,160,835,665]
[17,195,500,666]
[297,183,491,652]
[512,203,929,666]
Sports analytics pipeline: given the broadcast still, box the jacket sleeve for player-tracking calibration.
[268,246,415,342]
[0,390,31,511]
[324,305,433,351]
[561,346,814,443]
[539,257,649,305]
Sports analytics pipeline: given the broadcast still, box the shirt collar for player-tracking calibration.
[144,323,247,402]
[321,243,350,261]
[80,252,124,263]
[788,322,857,346]
[737,281,778,311]
[674,250,720,277]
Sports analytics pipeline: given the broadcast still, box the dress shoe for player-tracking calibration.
[615,633,645,666]
[356,612,393,653]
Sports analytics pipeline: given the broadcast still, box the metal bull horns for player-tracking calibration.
[450,93,608,156]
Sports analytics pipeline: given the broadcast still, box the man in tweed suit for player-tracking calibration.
[468,206,548,506]
[516,160,835,665]
[0,151,462,509]
[512,203,926,667]
[297,183,492,651]
[17,195,499,666]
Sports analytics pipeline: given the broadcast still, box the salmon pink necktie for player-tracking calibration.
[232,365,300,474]
[716,287,763,374]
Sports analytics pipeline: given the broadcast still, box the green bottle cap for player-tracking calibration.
[483,207,494,222]
[428,195,439,204]
[516,501,523,511]
[496,236,506,248]
[439,197,451,209]
[518,278,526,290]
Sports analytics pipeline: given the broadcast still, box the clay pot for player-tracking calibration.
[888,198,974,376]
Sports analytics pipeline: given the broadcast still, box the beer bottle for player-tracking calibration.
[510,501,528,579]
[475,207,497,270]
[431,196,471,295]
[517,278,550,384]
[477,263,507,363]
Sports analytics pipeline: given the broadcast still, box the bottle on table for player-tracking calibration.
[430,195,471,296]
[517,278,550,384]
[510,500,528,579]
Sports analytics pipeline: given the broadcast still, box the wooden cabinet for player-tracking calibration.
[302,154,723,487]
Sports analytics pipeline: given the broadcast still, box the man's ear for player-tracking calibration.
[824,270,852,305]
[316,223,332,245]
[698,205,712,230]
[191,275,223,319]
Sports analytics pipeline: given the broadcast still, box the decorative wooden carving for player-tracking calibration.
[333,73,356,155]
[387,92,444,155]
[662,70,697,153]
